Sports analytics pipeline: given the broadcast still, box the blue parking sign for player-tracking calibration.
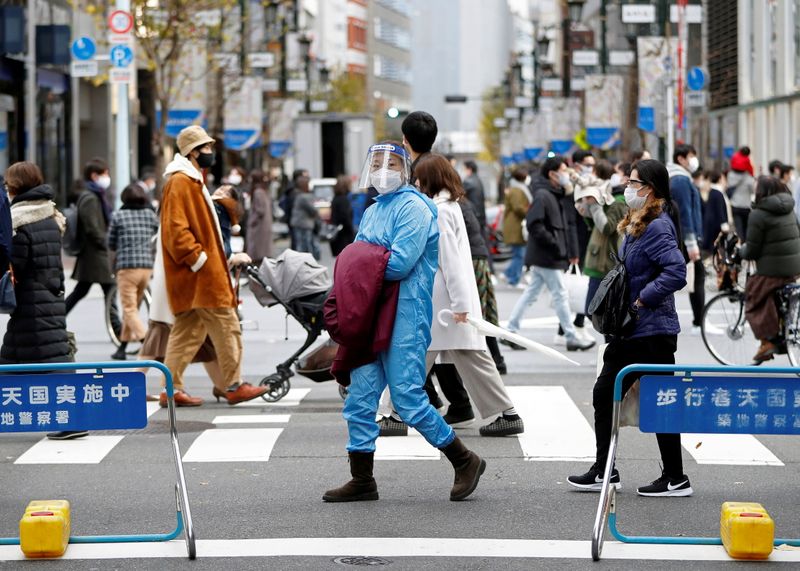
[110,44,134,68]
[0,372,147,433]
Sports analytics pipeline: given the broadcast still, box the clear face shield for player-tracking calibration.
[357,143,411,194]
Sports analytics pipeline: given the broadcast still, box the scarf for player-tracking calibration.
[10,200,66,235]
[85,181,111,224]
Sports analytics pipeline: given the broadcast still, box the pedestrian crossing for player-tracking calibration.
[1,385,796,467]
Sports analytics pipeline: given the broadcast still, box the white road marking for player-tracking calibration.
[212,415,291,424]
[375,429,440,460]
[14,436,125,465]
[507,386,596,461]
[233,388,311,407]
[682,433,784,466]
[1,538,799,562]
[182,428,283,462]
[146,402,160,418]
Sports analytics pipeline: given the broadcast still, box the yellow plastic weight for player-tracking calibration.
[19,500,70,558]
[720,502,774,560]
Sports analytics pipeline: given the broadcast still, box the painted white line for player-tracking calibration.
[499,316,560,329]
[212,414,291,424]
[182,428,283,462]
[375,429,440,460]
[14,436,125,465]
[1,538,799,562]
[233,388,311,407]
[507,386,596,462]
[146,402,160,418]
[682,433,784,466]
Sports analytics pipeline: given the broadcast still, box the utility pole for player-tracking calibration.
[26,0,36,163]
[600,0,607,74]
[657,0,669,163]
[114,0,131,209]
[561,4,571,97]
[70,3,80,192]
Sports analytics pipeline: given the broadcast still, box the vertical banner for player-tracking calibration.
[585,75,624,149]
[549,97,581,156]
[224,77,263,150]
[500,130,513,166]
[157,41,208,138]
[268,99,301,158]
[637,37,678,134]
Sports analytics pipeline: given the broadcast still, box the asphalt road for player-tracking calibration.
[1,247,799,569]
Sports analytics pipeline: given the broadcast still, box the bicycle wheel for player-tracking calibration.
[785,292,800,367]
[105,285,152,354]
[702,291,757,366]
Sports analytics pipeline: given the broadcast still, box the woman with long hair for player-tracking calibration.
[414,153,524,437]
[739,176,800,362]
[567,159,692,497]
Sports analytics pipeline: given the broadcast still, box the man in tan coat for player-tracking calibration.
[159,126,266,406]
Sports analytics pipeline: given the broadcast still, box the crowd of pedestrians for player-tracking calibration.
[2,105,800,502]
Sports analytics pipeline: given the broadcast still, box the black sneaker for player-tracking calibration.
[111,346,127,360]
[46,431,89,440]
[479,415,524,437]
[443,406,475,428]
[567,465,621,491]
[499,338,526,351]
[636,473,693,497]
[566,338,596,352]
[377,416,408,437]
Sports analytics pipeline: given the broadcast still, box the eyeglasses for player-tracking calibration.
[628,178,648,187]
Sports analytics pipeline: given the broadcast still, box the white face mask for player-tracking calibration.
[557,172,570,189]
[580,165,594,175]
[96,175,111,190]
[228,173,243,186]
[610,173,623,187]
[370,169,403,194]
[624,186,650,210]
[687,156,700,173]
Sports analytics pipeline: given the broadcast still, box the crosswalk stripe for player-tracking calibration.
[681,433,784,466]
[375,429,440,460]
[14,436,125,465]
[182,428,283,462]
[507,386,596,461]
[212,415,291,424]
[233,388,311,407]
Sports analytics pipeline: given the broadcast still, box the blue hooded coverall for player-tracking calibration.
[343,185,456,452]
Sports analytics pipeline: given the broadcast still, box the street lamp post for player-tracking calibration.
[298,32,312,113]
[562,0,585,97]
[533,30,550,112]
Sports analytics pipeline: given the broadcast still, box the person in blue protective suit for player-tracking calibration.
[323,142,486,503]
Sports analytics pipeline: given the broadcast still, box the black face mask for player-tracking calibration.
[195,150,215,169]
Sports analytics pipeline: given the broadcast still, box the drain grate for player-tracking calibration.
[333,556,392,566]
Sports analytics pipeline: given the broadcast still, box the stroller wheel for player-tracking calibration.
[338,384,349,401]
[259,374,291,402]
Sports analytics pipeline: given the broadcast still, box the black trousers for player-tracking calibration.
[593,334,684,478]
[688,258,706,326]
[65,281,121,332]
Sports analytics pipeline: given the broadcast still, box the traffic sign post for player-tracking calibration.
[687,66,707,91]
[71,37,96,61]
[111,1,132,210]
[590,364,800,561]
[0,361,196,559]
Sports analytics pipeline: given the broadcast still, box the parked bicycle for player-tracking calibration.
[105,285,152,355]
[701,233,800,366]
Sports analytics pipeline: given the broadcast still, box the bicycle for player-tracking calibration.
[701,234,800,366]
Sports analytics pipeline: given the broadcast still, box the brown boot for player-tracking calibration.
[440,436,486,501]
[753,340,777,363]
[322,452,379,502]
[159,390,203,408]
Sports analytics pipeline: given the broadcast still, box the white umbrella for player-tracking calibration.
[437,309,581,367]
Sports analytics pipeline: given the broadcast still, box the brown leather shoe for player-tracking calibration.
[221,382,268,405]
[753,341,777,363]
[159,390,203,408]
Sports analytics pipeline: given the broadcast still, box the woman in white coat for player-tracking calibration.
[415,154,524,437]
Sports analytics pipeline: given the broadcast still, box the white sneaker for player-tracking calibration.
[524,273,533,285]
[690,325,701,336]
[515,282,527,290]
[553,334,567,347]
[702,322,725,336]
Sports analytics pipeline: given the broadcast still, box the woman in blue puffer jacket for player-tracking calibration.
[568,159,692,497]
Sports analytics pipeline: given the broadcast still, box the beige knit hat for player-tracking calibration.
[176,125,215,156]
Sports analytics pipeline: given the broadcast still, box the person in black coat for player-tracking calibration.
[702,170,733,252]
[1,162,70,365]
[329,175,356,257]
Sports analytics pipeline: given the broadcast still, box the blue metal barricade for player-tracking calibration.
[591,363,800,561]
[0,361,196,559]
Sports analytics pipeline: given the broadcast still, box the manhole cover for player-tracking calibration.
[333,556,392,566]
[97,420,214,435]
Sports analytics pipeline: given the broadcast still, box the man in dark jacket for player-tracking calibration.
[667,143,706,334]
[64,158,120,335]
[504,156,595,352]
[462,160,486,229]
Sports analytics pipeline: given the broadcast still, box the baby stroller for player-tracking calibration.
[247,250,340,402]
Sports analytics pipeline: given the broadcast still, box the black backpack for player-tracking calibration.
[588,250,633,336]
[62,193,86,256]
